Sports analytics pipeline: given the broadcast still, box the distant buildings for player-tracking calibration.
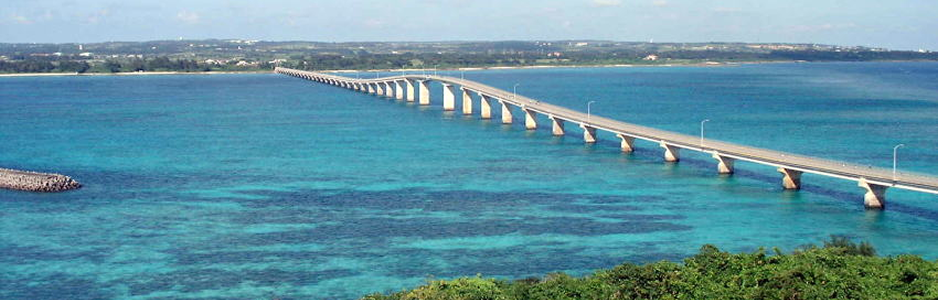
[235,60,258,67]
[643,54,659,61]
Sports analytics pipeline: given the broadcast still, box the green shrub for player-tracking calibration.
[364,238,938,300]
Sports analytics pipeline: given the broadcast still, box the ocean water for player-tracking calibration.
[1,62,937,299]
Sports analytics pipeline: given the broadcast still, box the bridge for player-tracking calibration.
[275,67,938,210]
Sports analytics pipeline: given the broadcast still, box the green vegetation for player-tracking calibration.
[1,40,937,74]
[363,237,937,300]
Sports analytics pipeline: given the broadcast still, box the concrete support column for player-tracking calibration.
[858,178,888,210]
[660,142,680,162]
[777,167,803,190]
[581,125,597,143]
[405,79,416,102]
[480,95,492,119]
[616,134,635,153]
[384,82,394,98]
[523,108,537,130]
[442,84,456,111]
[550,117,565,136]
[367,83,376,94]
[418,80,430,105]
[375,82,384,95]
[394,81,404,100]
[461,88,473,115]
[712,152,735,174]
[500,101,513,124]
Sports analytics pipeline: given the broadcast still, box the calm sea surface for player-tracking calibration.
[2,62,938,299]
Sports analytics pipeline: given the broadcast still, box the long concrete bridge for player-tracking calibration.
[275,67,938,210]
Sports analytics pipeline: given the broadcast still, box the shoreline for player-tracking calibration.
[325,60,794,73]
[0,62,740,77]
[2,59,933,77]
[0,70,273,78]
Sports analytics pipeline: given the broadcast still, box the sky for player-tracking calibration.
[1,0,937,50]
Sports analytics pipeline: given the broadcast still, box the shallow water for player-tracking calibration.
[1,62,937,299]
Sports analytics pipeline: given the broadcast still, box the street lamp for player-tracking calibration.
[513,83,520,100]
[700,119,710,147]
[893,143,905,181]
[587,100,597,123]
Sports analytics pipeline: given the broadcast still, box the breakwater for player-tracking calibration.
[0,168,81,192]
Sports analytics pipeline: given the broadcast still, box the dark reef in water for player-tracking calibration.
[0,168,81,192]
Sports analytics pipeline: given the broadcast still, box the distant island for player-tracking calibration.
[1,40,936,75]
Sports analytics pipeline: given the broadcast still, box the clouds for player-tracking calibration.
[10,14,33,24]
[176,10,199,24]
[591,0,621,7]
[789,23,858,33]
[1,0,936,50]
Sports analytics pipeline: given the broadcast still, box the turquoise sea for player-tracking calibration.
[2,62,938,299]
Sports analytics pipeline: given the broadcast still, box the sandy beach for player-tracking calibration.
[0,60,806,78]
[0,70,273,78]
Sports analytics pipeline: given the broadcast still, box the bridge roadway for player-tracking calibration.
[275,67,938,210]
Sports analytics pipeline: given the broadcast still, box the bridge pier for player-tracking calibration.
[375,82,385,95]
[858,178,888,210]
[581,125,597,143]
[523,108,537,130]
[777,167,802,190]
[384,82,394,98]
[461,88,473,115]
[500,101,513,124]
[712,153,735,174]
[394,81,404,100]
[480,95,492,119]
[418,80,430,105]
[367,83,376,94]
[442,84,456,111]
[616,134,635,153]
[550,117,565,136]
[406,79,416,102]
[660,142,680,162]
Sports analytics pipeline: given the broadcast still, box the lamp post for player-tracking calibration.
[587,100,596,123]
[513,83,520,100]
[893,143,905,181]
[700,119,710,147]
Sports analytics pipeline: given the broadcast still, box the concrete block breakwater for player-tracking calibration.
[0,168,81,192]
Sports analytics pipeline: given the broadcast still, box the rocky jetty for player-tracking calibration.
[0,168,81,192]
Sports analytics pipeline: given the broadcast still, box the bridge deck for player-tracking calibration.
[277,68,938,195]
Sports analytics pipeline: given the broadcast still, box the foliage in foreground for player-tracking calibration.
[362,237,938,300]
